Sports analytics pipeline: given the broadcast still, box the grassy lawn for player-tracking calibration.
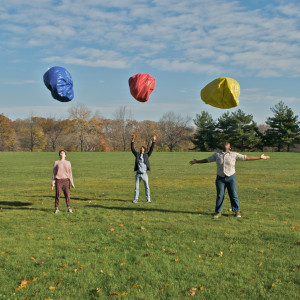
[0,152,299,299]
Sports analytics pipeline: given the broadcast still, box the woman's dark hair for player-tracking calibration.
[59,149,66,156]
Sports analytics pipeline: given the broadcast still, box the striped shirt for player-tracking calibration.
[207,151,247,177]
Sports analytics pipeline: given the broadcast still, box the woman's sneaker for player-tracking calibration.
[214,212,222,218]
[54,208,59,214]
[235,212,242,218]
[68,208,73,213]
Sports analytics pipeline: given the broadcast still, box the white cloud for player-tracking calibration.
[43,47,130,69]
[0,0,300,76]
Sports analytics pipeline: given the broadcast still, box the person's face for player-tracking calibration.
[223,143,231,152]
[60,151,66,159]
[140,147,145,154]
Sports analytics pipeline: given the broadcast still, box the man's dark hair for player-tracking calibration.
[140,146,146,152]
[59,149,66,156]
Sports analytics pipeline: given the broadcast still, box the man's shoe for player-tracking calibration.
[54,209,59,214]
[68,208,73,213]
[214,212,222,218]
[235,212,242,218]
[132,199,138,203]
[147,200,151,203]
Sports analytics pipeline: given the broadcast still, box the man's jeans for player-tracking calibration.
[134,172,150,202]
[215,174,240,213]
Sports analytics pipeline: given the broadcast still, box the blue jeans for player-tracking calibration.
[215,174,240,213]
[134,173,150,201]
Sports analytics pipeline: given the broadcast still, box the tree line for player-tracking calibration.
[0,101,299,152]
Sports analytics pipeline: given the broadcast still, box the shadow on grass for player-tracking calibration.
[85,203,216,216]
[0,201,33,207]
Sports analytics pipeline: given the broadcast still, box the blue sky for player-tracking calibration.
[0,0,299,124]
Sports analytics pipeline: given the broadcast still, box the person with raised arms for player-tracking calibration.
[190,142,270,218]
[131,134,156,203]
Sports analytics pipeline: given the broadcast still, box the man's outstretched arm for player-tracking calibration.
[189,158,209,165]
[246,154,270,161]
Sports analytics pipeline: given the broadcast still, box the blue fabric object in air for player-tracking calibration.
[43,66,74,102]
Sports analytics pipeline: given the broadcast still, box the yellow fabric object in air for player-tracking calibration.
[201,77,240,109]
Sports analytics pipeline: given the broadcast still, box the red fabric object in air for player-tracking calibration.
[128,73,155,102]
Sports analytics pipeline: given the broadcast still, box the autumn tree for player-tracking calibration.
[16,116,46,152]
[137,120,159,151]
[158,112,191,152]
[36,117,72,151]
[113,106,135,151]
[68,104,92,152]
[0,114,16,151]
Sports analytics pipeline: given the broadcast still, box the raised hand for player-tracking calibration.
[153,135,157,142]
[131,133,135,142]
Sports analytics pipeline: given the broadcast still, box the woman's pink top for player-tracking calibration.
[52,159,74,187]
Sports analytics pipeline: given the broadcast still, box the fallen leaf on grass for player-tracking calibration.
[292,226,299,230]
[59,264,67,270]
[49,279,63,290]
[74,268,78,273]
[120,261,127,266]
[1,251,11,254]
[258,261,263,267]
[200,285,204,291]
[141,226,145,230]
[258,250,265,254]
[110,228,114,232]
[216,251,223,257]
[112,292,128,296]
[96,288,101,293]
[15,277,39,290]
[174,258,180,262]
[188,288,197,296]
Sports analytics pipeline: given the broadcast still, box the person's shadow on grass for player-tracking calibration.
[84,203,215,216]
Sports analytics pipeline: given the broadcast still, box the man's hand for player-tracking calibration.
[189,159,197,165]
[153,135,157,142]
[71,184,75,189]
[260,154,270,159]
[51,185,54,190]
[131,133,135,142]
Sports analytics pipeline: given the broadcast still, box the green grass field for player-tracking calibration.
[0,152,299,299]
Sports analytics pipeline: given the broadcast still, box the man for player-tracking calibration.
[131,134,156,203]
[52,150,75,214]
[189,142,270,218]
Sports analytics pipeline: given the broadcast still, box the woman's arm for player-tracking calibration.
[246,154,270,160]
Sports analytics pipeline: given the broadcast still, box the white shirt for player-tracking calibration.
[207,151,247,177]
